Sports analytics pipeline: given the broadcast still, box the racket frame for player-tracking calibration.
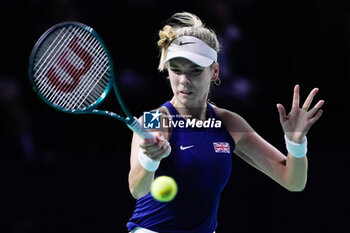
[28,21,157,140]
[28,21,133,124]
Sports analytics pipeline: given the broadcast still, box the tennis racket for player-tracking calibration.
[28,21,154,140]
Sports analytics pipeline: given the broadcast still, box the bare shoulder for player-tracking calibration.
[210,104,248,127]
[211,105,238,120]
[210,104,253,143]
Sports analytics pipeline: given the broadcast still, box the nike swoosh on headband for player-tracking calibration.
[179,41,196,46]
[164,36,217,67]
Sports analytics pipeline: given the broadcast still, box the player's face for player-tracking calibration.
[167,58,218,107]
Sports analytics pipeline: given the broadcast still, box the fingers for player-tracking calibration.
[307,99,324,127]
[278,85,324,136]
[308,99,324,117]
[139,132,170,159]
[143,140,171,160]
[292,84,300,109]
[302,87,324,121]
[140,138,156,147]
[302,87,319,110]
[276,104,287,123]
[309,109,323,126]
[139,132,163,148]
[142,140,169,154]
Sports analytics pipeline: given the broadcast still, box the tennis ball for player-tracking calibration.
[150,176,178,202]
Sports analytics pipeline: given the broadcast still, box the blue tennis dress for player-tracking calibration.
[127,101,236,233]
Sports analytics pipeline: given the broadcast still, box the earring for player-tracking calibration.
[213,77,221,86]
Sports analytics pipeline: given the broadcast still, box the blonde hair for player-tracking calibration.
[157,12,220,71]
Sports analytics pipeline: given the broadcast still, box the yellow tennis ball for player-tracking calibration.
[150,176,178,202]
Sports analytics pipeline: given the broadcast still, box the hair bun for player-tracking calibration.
[158,25,177,47]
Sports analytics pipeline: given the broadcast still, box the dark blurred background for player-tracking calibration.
[1,0,349,232]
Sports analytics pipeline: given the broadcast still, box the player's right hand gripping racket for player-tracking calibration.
[28,22,166,149]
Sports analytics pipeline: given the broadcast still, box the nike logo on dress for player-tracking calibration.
[180,145,194,150]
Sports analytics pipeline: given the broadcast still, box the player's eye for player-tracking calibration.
[170,67,182,74]
[190,68,204,75]
[170,66,203,76]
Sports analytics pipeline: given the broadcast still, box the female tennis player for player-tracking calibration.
[126,12,324,233]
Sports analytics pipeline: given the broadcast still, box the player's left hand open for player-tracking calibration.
[277,85,324,143]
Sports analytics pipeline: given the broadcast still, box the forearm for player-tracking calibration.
[235,142,308,192]
[128,123,170,199]
[128,131,155,199]
[128,163,155,199]
[283,153,308,191]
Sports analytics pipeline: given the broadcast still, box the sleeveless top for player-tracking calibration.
[127,101,236,233]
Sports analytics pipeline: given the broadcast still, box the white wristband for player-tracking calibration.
[138,150,160,172]
[284,135,307,158]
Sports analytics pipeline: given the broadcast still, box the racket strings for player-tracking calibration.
[35,27,85,92]
[73,57,109,109]
[53,29,110,109]
[35,26,85,97]
[68,43,109,109]
[50,37,93,94]
[33,27,72,79]
[38,27,93,98]
[33,25,111,111]
[49,31,99,107]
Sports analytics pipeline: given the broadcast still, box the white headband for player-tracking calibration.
[164,36,217,67]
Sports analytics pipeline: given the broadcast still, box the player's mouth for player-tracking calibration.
[179,90,193,96]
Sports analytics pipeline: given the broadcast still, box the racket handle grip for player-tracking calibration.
[127,117,156,139]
